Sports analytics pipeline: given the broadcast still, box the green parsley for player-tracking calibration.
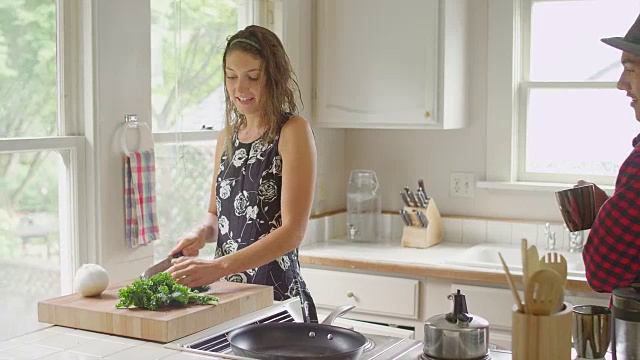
[115,272,219,311]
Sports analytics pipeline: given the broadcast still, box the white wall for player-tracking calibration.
[315,0,564,223]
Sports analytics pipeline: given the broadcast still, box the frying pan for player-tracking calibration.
[227,305,367,360]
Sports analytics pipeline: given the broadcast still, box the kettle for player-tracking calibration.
[612,283,640,359]
[423,289,489,359]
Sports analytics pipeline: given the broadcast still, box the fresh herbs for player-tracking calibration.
[115,272,219,311]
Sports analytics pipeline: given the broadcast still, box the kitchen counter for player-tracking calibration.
[299,240,594,293]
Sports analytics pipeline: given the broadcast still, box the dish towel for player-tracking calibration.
[124,150,160,248]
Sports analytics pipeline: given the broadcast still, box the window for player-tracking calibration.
[0,1,84,340]
[485,0,640,189]
[151,0,281,262]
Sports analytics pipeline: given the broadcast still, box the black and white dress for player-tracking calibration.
[214,115,318,323]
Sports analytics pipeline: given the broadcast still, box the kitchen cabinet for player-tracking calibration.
[314,0,468,129]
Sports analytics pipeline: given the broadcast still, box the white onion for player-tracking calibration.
[74,263,110,297]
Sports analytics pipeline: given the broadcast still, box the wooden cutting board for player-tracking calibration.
[38,280,273,343]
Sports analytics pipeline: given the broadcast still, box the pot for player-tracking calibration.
[612,283,640,360]
[423,289,489,359]
[227,305,367,360]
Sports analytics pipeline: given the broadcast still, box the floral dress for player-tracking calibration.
[214,116,318,323]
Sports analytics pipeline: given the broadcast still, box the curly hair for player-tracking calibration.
[222,25,302,157]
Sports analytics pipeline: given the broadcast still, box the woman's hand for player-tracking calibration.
[576,180,609,210]
[169,226,208,257]
[166,257,226,288]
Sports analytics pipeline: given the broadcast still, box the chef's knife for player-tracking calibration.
[416,188,429,208]
[404,186,418,207]
[400,192,411,207]
[418,179,427,198]
[399,210,411,226]
[141,251,184,279]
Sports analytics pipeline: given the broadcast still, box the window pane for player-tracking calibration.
[0,1,57,138]
[526,88,640,176]
[0,151,63,340]
[154,141,217,262]
[151,0,240,132]
[530,0,637,82]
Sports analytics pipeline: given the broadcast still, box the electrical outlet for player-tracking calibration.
[450,172,475,198]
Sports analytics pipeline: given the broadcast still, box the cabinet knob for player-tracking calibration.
[346,291,355,298]
[424,111,431,119]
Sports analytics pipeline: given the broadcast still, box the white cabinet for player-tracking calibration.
[314,0,468,129]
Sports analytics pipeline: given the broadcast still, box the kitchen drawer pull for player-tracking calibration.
[346,291,355,298]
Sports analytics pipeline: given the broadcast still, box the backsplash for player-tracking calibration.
[303,212,588,253]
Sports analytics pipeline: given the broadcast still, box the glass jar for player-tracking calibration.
[346,169,381,242]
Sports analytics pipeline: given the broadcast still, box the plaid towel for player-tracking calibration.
[124,150,160,248]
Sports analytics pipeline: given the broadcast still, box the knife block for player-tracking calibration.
[401,198,443,249]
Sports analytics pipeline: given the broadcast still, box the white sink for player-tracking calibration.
[444,243,586,277]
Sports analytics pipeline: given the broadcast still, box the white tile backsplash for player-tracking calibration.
[487,221,512,244]
[462,219,487,244]
[304,211,572,250]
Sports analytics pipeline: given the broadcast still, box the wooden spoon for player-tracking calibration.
[525,269,564,316]
[525,244,540,284]
[499,252,524,312]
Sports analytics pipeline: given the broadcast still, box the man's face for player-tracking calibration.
[618,51,640,122]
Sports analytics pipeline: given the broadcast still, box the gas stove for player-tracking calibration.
[164,298,513,359]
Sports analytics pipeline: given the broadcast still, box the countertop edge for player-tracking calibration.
[299,254,595,293]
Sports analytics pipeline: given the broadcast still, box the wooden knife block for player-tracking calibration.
[401,198,443,249]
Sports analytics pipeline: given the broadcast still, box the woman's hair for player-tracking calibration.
[221,25,302,157]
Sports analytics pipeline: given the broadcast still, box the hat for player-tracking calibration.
[602,13,640,55]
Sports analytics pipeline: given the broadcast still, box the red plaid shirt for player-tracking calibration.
[583,133,640,293]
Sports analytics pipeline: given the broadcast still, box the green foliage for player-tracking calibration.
[115,272,218,311]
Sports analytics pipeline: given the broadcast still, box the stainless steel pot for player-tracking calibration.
[612,283,640,360]
[423,289,489,359]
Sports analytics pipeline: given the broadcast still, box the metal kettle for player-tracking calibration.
[612,283,640,360]
[423,289,489,359]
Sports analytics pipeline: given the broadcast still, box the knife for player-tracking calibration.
[403,186,418,207]
[399,210,411,226]
[416,188,429,208]
[417,211,429,228]
[141,251,184,279]
[400,192,411,207]
[418,179,427,198]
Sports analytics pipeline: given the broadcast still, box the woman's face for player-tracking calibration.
[225,50,264,120]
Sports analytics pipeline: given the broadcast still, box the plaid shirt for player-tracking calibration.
[583,133,640,293]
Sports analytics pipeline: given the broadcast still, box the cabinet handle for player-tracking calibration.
[346,291,355,298]
[424,111,431,119]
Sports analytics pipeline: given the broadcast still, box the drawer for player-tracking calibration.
[451,284,516,329]
[302,268,419,319]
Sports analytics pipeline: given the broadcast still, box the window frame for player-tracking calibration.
[482,0,619,193]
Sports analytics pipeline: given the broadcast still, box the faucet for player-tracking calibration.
[544,223,556,251]
[568,230,585,253]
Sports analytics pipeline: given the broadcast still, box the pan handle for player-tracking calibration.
[321,305,356,325]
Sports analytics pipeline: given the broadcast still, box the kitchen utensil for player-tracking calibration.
[525,244,540,286]
[400,198,443,249]
[227,305,367,360]
[555,184,597,232]
[521,238,528,288]
[404,186,418,207]
[539,252,567,285]
[499,252,524,313]
[573,305,612,359]
[612,283,640,360]
[418,179,427,197]
[400,191,411,207]
[525,269,564,316]
[416,188,429,207]
[423,289,490,359]
[416,211,429,227]
[399,209,411,226]
[141,251,183,279]
[38,280,273,342]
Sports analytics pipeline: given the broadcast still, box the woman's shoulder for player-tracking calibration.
[280,115,311,137]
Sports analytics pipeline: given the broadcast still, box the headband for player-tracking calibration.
[230,38,261,50]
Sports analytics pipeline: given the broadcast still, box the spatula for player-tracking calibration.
[539,252,567,285]
[525,269,564,316]
[525,244,540,285]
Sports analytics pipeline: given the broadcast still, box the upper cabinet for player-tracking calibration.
[314,0,468,129]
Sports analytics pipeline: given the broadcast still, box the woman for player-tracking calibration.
[166,25,318,322]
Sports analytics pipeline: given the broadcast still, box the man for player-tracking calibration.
[582,13,640,293]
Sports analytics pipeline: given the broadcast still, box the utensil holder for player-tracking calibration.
[401,198,443,249]
[511,302,573,360]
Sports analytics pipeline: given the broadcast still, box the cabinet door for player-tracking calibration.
[316,0,440,129]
